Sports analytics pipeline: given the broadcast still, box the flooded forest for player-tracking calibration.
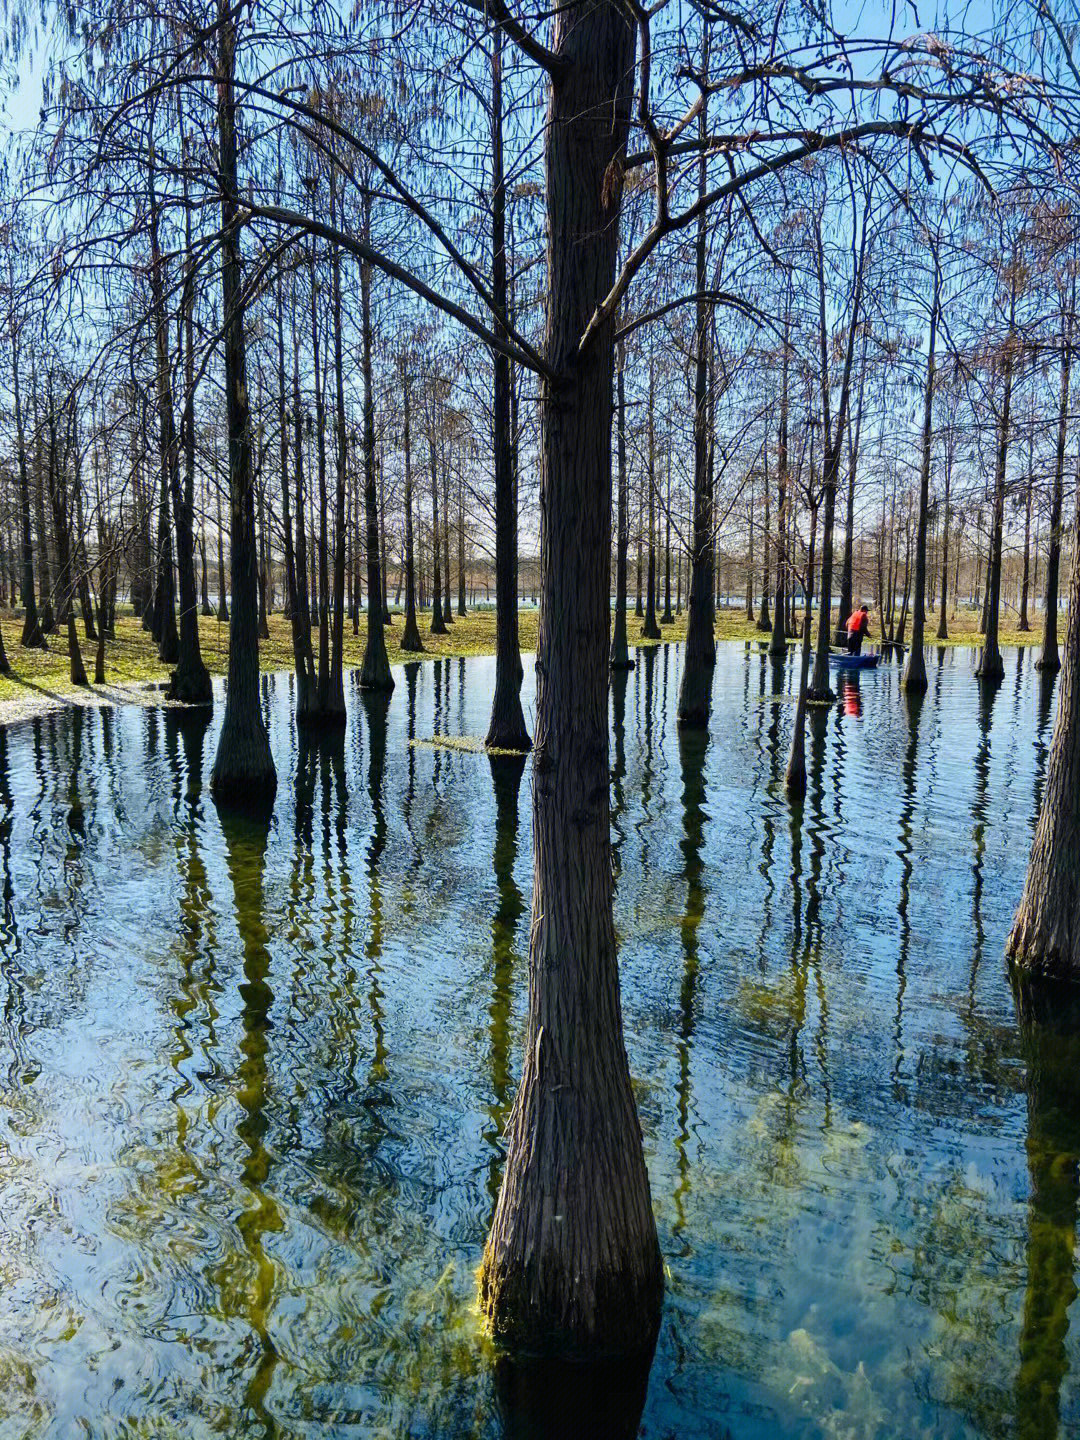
[4,0,1080,1436]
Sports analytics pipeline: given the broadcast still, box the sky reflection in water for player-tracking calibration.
[0,642,1076,1439]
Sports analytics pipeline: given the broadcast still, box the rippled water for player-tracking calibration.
[0,642,1077,1439]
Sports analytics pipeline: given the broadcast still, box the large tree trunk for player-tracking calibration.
[902,277,938,695]
[661,454,673,625]
[44,385,86,686]
[786,501,817,799]
[485,24,529,749]
[480,1,662,1358]
[442,464,453,625]
[323,204,348,723]
[835,335,866,644]
[977,329,1012,687]
[936,442,952,640]
[152,142,211,705]
[31,370,56,635]
[290,336,318,714]
[12,335,44,649]
[1008,471,1080,978]
[641,378,661,642]
[429,406,446,635]
[209,0,276,808]
[769,326,790,658]
[358,211,394,691]
[1010,979,1080,1439]
[808,214,864,701]
[610,340,633,671]
[1019,462,1033,633]
[677,73,716,726]
[399,366,424,654]
[1037,311,1070,674]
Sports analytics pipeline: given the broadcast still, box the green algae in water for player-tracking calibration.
[0,647,1077,1437]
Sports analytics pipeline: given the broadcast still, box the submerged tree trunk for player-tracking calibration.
[480,0,663,1358]
[209,0,276,808]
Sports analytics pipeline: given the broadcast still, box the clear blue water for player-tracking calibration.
[0,641,1075,1438]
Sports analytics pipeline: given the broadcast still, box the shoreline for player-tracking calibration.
[0,616,1051,734]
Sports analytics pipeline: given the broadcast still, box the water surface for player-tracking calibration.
[0,643,1076,1438]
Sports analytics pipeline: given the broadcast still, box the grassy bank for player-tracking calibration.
[0,602,1049,719]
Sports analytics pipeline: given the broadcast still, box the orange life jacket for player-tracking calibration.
[846,611,863,634]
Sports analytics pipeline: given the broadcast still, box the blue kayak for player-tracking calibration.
[829,652,880,670]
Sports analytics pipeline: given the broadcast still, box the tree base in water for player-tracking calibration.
[480,1251,662,1363]
[167,663,213,706]
[1007,939,1080,985]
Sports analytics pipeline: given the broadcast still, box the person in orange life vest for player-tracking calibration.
[846,604,871,655]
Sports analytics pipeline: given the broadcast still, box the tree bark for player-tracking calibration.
[429,401,446,635]
[209,0,276,808]
[358,210,394,692]
[399,364,424,654]
[610,340,633,671]
[1038,306,1071,674]
[936,440,952,640]
[485,22,530,749]
[902,274,938,695]
[977,314,1013,687]
[480,0,662,1357]
[786,501,818,799]
[676,51,716,727]
[1008,467,1080,978]
[12,331,44,649]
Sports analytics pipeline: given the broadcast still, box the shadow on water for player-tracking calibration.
[1011,976,1080,1440]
